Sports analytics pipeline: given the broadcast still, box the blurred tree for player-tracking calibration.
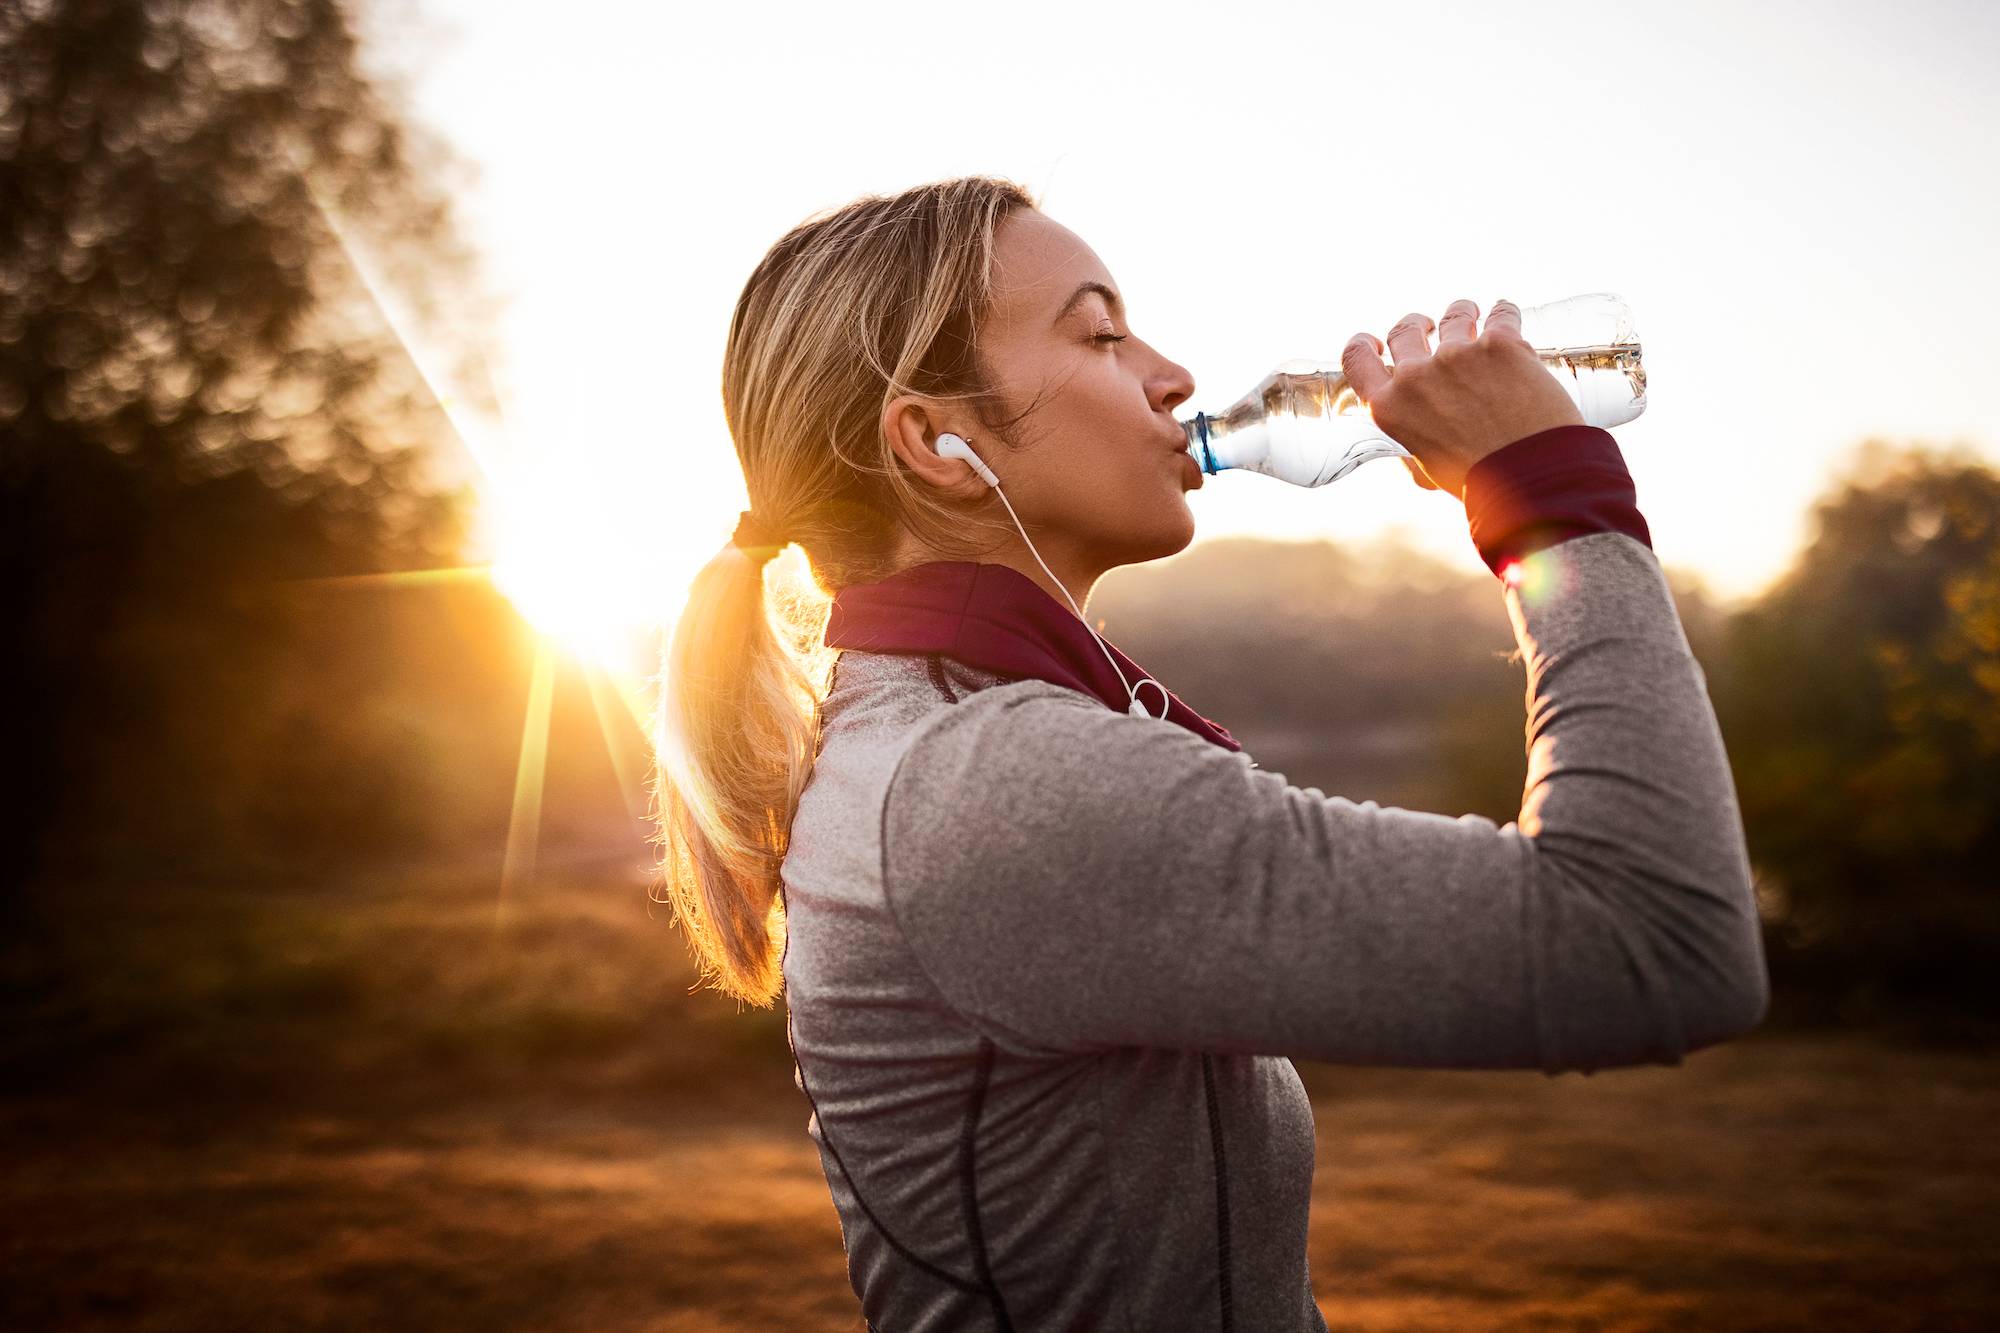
[1712,440,2000,1021]
[0,0,513,887]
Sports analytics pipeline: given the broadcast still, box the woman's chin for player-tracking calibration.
[1099,500,1196,568]
[1149,500,1197,558]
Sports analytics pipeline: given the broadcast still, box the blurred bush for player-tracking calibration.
[0,0,536,885]
[1712,440,2000,1030]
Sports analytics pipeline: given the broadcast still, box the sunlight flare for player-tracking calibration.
[499,635,558,918]
[286,564,495,590]
[584,661,657,828]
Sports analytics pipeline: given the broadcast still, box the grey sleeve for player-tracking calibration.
[878,531,1771,1075]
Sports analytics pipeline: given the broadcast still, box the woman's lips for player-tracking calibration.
[1178,453,1203,488]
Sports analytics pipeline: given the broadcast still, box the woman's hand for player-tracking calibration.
[1341,299,1583,497]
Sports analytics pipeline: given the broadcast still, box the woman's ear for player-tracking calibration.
[882,394,988,499]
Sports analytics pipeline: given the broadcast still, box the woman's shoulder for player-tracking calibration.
[880,677,1262,866]
[878,675,1102,780]
[899,674,1138,755]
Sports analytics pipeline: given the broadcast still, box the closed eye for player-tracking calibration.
[1094,333,1128,344]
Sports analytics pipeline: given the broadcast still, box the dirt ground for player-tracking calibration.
[4,1024,1994,1332]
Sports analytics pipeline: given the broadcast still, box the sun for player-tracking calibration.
[491,557,631,669]
[485,478,695,675]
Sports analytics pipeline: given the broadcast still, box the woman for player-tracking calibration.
[653,175,1768,1332]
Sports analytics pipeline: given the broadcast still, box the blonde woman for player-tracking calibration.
[653,175,1768,1332]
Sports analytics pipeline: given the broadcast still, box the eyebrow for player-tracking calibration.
[1052,280,1125,325]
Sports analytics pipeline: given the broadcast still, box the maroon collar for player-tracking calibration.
[824,561,1241,752]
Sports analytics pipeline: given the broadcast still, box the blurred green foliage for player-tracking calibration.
[1711,441,2000,1027]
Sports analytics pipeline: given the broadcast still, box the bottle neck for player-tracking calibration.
[1181,413,1221,474]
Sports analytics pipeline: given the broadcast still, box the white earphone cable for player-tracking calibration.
[985,478,1169,720]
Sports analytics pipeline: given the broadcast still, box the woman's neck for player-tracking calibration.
[886,527,1104,621]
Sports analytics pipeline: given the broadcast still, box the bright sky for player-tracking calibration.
[389,0,1998,647]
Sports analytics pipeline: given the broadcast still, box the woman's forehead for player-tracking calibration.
[990,211,1118,322]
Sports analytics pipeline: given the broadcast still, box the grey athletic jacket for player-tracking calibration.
[777,530,1771,1332]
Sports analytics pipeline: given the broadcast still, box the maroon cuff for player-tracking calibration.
[1461,424,1653,579]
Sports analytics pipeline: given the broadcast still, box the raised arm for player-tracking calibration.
[877,528,1769,1074]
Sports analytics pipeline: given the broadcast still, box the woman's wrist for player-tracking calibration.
[1460,425,1654,579]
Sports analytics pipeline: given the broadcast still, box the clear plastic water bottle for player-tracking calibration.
[1179,292,1645,486]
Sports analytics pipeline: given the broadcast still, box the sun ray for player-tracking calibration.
[584,662,652,829]
[499,634,558,926]
[287,139,512,486]
[285,564,496,590]
[594,653,660,741]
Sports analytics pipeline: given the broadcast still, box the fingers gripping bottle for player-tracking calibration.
[1179,292,1646,486]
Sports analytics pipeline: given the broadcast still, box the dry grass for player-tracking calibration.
[1295,1032,1997,1330]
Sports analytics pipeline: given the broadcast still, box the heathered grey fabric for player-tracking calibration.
[778,530,1770,1332]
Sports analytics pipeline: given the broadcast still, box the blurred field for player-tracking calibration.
[2,866,1995,1331]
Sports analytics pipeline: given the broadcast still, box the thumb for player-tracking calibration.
[1402,455,1438,491]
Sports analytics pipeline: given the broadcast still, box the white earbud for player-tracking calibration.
[932,432,1167,720]
[935,432,999,488]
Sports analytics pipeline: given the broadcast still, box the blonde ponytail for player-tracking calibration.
[649,175,1041,1006]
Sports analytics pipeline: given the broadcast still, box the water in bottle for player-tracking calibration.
[1179,292,1646,487]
